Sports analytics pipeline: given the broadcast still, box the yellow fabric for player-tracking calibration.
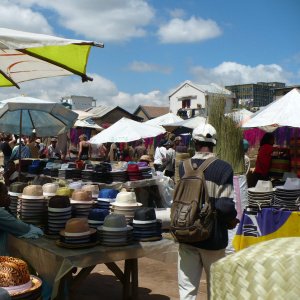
[0,75,14,87]
[25,44,91,75]
[233,211,300,251]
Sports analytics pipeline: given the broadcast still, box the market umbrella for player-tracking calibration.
[89,117,166,144]
[0,96,78,175]
[166,116,207,129]
[0,27,103,88]
[242,89,300,130]
[145,112,183,126]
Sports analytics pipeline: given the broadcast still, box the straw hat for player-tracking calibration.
[0,256,42,297]
[42,183,59,197]
[248,180,273,193]
[140,155,152,162]
[56,187,72,197]
[19,185,44,199]
[211,237,300,299]
[113,189,142,207]
[71,190,93,203]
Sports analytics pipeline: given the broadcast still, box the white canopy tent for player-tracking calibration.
[145,112,183,126]
[226,108,253,126]
[242,88,300,131]
[166,116,207,129]
[89,117,166,144]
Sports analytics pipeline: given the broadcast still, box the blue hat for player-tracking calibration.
[88,208,109,221]
[97,189,119,201]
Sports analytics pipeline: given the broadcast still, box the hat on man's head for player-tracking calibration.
[192,123,217,145]
[35,139,41,144]
[50,138,57,142]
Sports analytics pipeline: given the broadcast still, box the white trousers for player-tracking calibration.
[178,243,225,300]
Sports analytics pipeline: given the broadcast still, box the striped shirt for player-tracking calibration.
[179,152,237,250]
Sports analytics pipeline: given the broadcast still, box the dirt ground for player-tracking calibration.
[70,257,208,300]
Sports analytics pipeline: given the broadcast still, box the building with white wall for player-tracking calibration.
[169,80,235,118]
[61,95,96,110]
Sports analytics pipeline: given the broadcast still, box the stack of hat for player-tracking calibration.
[273,178,300,210]
[81,164,95,181]
[58,218,97,248]
[47,196,72,235]
[127,164,143,181]
[247,180,274,208]
[97,214,133,246]
[132,207,162,241]
[111,189,142,223]
[42,182,59,198]
[70,190,93,218]
[110,170,129,182]
[8,182,27,217]
[82,184,99,200]
[58,163,82,180]
[93,163,112,183]
[137,161,152,179]
[88,208,110,229]
[19,185,47,226]
[96,188,119,210]
[0,256,42,299]
[43,161,61,177]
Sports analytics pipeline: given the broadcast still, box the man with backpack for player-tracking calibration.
[171,123,238,300]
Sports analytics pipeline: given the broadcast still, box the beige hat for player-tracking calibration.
[42,183,59,197]
[140,155,152,162]
[20,185,44,199]
[71,190,93,204]
[82,184,99,198]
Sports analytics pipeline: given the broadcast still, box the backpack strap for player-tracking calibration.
[183,157,217,178]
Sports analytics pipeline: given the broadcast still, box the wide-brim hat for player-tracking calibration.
[3,275,42,298]
[99,214,132,232]
[60,228,96,237]
[19,185,44,199]
[8,182,28,196]
[248,180,274,193]
[133,207,157,224]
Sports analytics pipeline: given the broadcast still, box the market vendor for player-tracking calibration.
[251,133,275,186]
[0,182,43,255]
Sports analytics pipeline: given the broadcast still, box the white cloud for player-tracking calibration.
[190,62,292,86]
[0,74,167,113]
[12,0,155,42]
[128,61,172,74]
[0,0,53,34]
[157,16,222,44]
[112,90,167,113]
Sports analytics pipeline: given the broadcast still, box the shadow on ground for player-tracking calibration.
[70,273,171,300]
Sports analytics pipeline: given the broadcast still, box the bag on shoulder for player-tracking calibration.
[170,157,217,243]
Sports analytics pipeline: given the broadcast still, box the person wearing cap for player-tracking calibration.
[177,123,238,300]
[47,138,61,159]
[10,138,31,161]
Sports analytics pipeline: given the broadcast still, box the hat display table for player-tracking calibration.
[211,237,300,299]
[7,235,177,300]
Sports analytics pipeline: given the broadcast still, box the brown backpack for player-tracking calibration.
[170,157,217,243]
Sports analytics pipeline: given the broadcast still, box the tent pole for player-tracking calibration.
[18,110,22,180]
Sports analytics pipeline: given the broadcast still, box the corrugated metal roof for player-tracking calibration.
[86,105,116,118]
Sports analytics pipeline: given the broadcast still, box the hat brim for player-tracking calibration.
[8,275,42,297]
[98,225,133,232]
[59,228,96,237]
[112,202,142,207]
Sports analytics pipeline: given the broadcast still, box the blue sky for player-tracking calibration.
[0,0,299,112]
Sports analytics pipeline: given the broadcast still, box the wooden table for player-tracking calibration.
[7,235,177,300]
